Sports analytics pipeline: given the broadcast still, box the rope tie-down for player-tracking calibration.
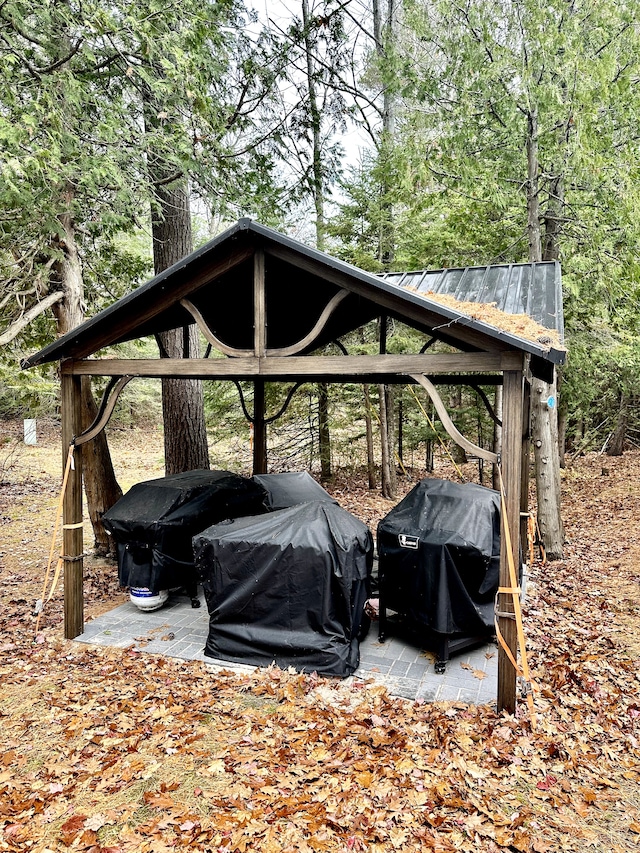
[34,375,133,635]
[495,465,538,725]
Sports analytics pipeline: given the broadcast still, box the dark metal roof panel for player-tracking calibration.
[379,261,564,342]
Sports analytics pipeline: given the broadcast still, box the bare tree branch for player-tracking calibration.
[0,291,64,347]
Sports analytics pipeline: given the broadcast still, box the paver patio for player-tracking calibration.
[76,590,499,706]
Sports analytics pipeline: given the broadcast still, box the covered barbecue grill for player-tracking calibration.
[194,501,373,676]
[103,469,267,605]
[377,478,502,670]
[252,471,337,510]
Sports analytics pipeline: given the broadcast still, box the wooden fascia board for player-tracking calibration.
[27,245,254,366]
[83,244,254,356]
[265,245,511,354]
[62,351,524,380]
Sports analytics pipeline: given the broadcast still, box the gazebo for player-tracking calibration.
[23,218,565,713]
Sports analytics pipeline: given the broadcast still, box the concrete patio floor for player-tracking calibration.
[76,589,499,706]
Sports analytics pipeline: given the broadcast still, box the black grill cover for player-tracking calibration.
[377,479,501,637]
[102,470,267,593]
[194,501,373,676]
[252,471,337,510]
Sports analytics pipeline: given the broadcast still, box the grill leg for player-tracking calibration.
[435,636,450,673]
[378,596,387,643]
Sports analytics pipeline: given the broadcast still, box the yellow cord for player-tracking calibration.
[35,444,75,635]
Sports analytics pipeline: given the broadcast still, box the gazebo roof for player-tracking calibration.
[23,219,565,372]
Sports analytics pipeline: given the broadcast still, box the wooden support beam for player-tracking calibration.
[520,378,532,552]
[63,352,523,379]
[253,379,267,474]
[410,374,498,464]
[254,249,266,358]
[497,367,524,714]
[61,373,84,640]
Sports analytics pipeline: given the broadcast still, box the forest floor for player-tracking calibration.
[0,419,639,853]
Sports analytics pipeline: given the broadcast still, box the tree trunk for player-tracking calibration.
[51,188,122,553]
[527,107,564,559]
[301,0,325,248]
[385,385,397,492]
[558,405,567,468]
[530,375,564,559]
[526,109,542,264]
[607,391,628,457]
[448,386,467,465]
[378,314,396,499]
[492,385,503,490]
[363,384,376,488]
[151,181,209,475]
[379,384,395,499]
[300,2,333,478]
[397,389,403,464]
[373,0,397,269]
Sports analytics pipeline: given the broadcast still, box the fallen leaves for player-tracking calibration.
[417,290,565,349]
[2,435,640,851]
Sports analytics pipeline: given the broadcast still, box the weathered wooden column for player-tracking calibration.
[61,368,84,639]
[253,381,267,474]
[497,365,524,713]
[520,378,532,554]
[252,249,267,474]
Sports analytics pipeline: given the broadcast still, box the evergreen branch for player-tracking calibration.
[0,32,43,80]
[0,6,47,49]
[152,170,184,188]
[267,14,382,117]
[35,40,83,74]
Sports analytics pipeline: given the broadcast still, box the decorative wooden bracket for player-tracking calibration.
[410,373,498,464]
[232,380,303,425]
[73,376,133,446]
[266,290,348,356]
[180,298,254,357]
[182,290,349,360]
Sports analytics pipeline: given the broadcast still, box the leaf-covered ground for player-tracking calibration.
[1,422,639,852]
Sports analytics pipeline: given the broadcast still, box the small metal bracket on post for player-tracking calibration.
[495,609,517,620]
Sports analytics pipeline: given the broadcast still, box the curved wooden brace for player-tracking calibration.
[265,382,304,424]
[468,382,502,428]
[232,380,304,425]
[266,290,349,357]
[410,373,498,464]
[73,376,133,446]
[181,298,254,357]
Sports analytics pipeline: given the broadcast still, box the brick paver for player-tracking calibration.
[77,590,498,705]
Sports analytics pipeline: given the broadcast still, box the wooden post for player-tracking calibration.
[520,378,532,552]
[61,371,84,639]
[253,250,267,474]
[497,367,523,714]
[253,379,267,474]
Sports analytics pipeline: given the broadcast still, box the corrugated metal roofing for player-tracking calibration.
[378,262,563,342]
